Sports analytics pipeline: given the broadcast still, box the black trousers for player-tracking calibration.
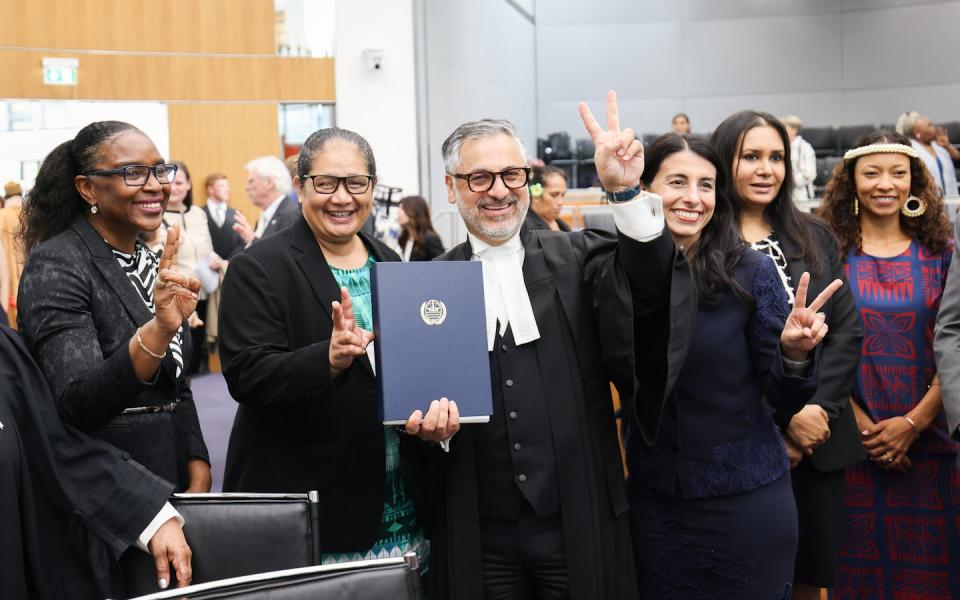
[479,502,569,600]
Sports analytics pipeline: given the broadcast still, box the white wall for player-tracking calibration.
[415,0,537,245]
[334,0,420,196]
[536,0,960,137]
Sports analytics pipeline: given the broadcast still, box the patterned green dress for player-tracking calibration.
[323,255,429,569]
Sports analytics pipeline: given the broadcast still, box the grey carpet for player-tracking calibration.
[187,373,236,492]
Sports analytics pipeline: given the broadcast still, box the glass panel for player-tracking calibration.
[275,0,335,57]
[279,103,334,157]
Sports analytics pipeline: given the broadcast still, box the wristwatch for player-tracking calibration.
[604,186,641,204]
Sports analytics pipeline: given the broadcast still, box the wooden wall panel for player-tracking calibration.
[0,0,275,54]
[0,50,334,102]
[168,103,281,225]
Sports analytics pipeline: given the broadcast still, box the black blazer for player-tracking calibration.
[1,325,172,599]
[218,216,427,553]
[260,197,302,240]
[17,217,209,490]
[405,231,445,261]
[202,203,245,259]
[775,221,866,471]
[524,209,571,232]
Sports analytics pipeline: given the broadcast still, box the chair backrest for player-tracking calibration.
[121,492,321,597]
[802,127,840,157]
[815,156,843,188]
[837,125,876,151]
[127,554,421,600]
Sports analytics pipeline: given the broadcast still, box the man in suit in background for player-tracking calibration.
[232,156,301,246]
[202,173,245,260]
[934,219,960,452]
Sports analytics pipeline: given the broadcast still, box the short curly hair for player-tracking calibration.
[820,129,951,255]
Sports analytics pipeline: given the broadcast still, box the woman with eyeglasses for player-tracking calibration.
[17,121,211,590]
[218,127,456,571]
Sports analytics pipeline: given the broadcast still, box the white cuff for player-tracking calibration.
[440,438,451,453]
[136,502,184,553]
[610,192,664,242]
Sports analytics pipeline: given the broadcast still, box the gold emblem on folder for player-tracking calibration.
[420,299,447,326]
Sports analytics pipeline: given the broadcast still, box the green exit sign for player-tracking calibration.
[42,57,79,86]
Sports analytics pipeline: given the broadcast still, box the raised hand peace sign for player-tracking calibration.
[780,272,843,361]
[578,90,645,192]
[329,286,375,379]
[154,225,201,336]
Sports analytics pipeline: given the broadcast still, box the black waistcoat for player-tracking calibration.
[475,325,560,519]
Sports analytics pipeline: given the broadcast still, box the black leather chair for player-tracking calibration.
[121,492,321,597]
[814,156,843,196]
[838,125,875,151]
[127,553,421,600]
[803,127,840,157]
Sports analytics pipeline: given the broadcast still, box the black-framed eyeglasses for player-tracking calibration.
[86,163,178,186]
[449,167,531,193]
[302,174,374,195]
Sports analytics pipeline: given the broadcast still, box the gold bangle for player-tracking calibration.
[903,415,920,434]
[135,327,167,360]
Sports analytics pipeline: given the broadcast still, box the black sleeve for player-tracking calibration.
[423,233,446,261]
[219,252,334,407]
[175,380,210,464]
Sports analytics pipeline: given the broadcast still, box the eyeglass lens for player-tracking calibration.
[466,168,529,192]
[312,175,372,194]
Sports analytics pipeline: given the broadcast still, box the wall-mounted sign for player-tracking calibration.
[42,57,79,86]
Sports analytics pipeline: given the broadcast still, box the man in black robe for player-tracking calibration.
[0,325,192,598]
[425,94,674,599]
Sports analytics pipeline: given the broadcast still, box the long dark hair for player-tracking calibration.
[711,110,824,273]
[397,195,439,249]
[171,160,193,209]
[20,121,141,254]
[822,129,950,255]
[641,133,751,306]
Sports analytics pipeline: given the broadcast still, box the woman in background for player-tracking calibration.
[524,165,570,232]
[397,195,444,261]
[711,111,864,600]
[821,129,959,599]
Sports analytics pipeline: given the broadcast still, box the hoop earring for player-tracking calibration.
[90,204,99,214]
[901,195,926,218]
[853,197,859,216]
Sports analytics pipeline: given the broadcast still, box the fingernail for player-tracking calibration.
[862,430,869,435]
[159,578,169,590]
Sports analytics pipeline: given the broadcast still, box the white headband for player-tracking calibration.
[843,143,919,161]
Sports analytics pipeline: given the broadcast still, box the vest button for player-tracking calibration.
[505,379,514,387]
[501,343,509,352]
[513,442,522,451]
[518,473,527,482]
[509,411,518,419]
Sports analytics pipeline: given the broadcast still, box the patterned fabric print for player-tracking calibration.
[833,241,959,600]
[323,256,429,570]
[751,234,796,305]
[111,240,184,376]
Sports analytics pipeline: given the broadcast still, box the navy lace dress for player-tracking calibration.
[626,250,818,600]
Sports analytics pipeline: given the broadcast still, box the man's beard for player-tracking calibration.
[455,190,529,243]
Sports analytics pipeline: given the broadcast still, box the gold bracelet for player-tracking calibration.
[903,415,920,434]
[135,327,167,360]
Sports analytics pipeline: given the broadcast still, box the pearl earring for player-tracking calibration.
[90,204,99,214]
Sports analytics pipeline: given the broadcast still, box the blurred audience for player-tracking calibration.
[671,112,691,134]
[781,115,817,202]
[202,173,245,260]
[232,156,300,246]
[0,181,24,326]
[899,111,959,196]
[397,195,445,261]
[524,165,570,232]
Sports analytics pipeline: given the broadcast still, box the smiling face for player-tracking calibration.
[533,172,567,222]
[732,125,786,210]
[296,139,374,247]
[445,133,529,245]
[853,153,912,220]
[648,149,717,249]
[75,130,169,252]
[168,167,191,211]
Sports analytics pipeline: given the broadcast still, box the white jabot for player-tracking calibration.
[469,231,540,351]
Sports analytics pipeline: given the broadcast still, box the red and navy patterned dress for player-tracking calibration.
[834,239,959,599]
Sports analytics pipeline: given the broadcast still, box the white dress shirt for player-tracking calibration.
[255,195,287,238]
[207,199,227,228]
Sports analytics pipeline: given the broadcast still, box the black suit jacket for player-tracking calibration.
[1,325,172,599]
[202,203,245,259]
[218,216,427,553]
[260,197,302,240]
[774,222,866,471]
[17,217,209,489]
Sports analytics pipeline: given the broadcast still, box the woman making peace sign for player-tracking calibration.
[18,121,211,496]
[579,93,841,599]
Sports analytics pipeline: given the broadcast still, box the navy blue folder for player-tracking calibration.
[370,261,493,425]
